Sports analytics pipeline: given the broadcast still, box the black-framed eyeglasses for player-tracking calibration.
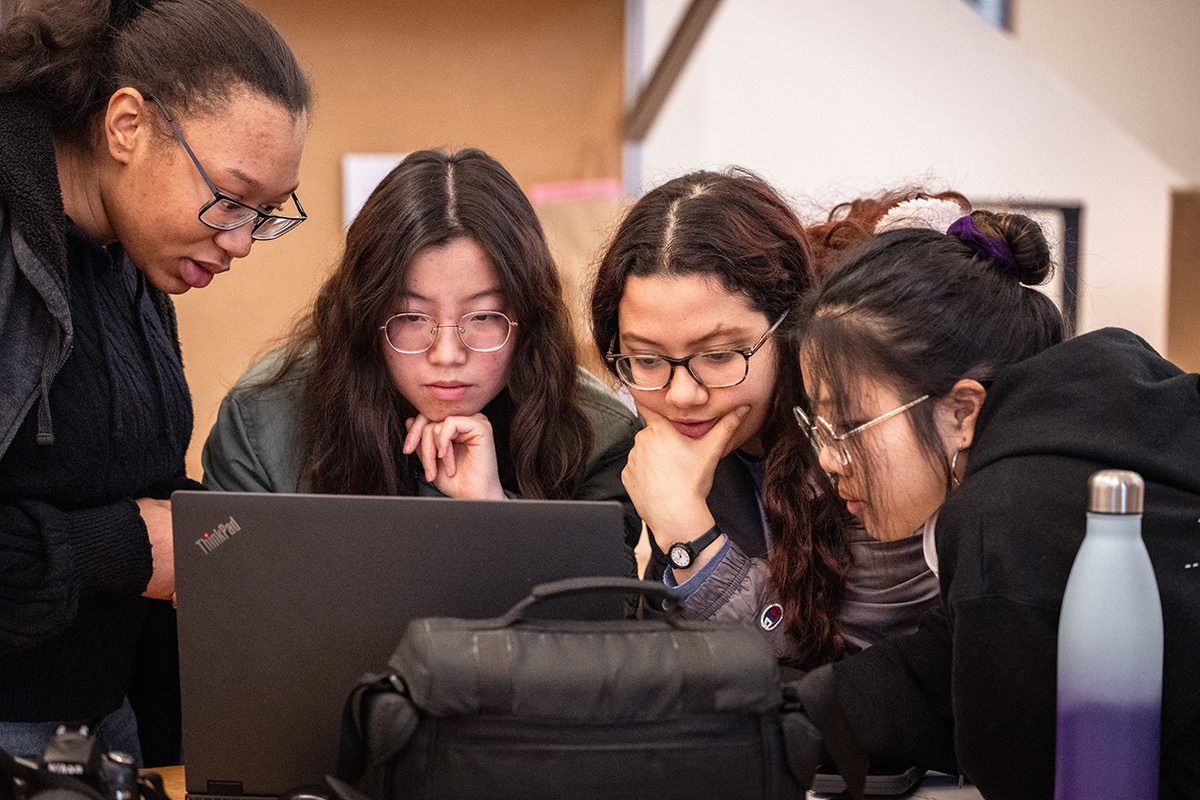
[606,311,787,391]
[792,394,930,468]
[148,96,306,241]
[381,310,519,354]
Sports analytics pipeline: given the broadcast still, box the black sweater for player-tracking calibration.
[830,328,1200,800]
[0,93,201,721]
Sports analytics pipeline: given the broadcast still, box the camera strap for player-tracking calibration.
[136,772,171,800]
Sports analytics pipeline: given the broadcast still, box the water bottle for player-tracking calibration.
[1054,469,1162,800]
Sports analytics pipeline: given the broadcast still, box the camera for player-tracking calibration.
[1,726,164,800]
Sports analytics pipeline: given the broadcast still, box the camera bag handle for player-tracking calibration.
[494,576,682,626]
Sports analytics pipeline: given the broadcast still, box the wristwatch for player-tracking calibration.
[667,525,722,570]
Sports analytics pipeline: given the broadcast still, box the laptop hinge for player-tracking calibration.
[206,782,243,796]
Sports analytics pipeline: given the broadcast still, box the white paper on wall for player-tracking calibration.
[341,153,406,228]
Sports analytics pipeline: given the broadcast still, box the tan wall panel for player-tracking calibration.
[173,0,624,480]
[533,194,630,382]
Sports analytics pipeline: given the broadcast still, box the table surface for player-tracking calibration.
[808,772,984,799]
[141,765,186,800]
[146,764,983,800]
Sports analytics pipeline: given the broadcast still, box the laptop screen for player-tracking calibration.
[171,491,627,799]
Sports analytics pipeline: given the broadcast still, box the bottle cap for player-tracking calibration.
[1088,469,1144,513]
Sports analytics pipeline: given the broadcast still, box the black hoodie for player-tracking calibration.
[829,327,1200,800]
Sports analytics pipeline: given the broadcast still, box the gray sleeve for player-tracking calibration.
[201,378,307,493]
[201,390,277,492]
[678,542,798,661]
[201,350,310,493]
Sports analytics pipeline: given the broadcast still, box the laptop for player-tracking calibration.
[171,490,627,800]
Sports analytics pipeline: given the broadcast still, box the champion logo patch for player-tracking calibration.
[759,603,783,631]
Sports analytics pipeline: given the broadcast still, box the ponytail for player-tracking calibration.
[0,0,114,139]
[0,0,310,145]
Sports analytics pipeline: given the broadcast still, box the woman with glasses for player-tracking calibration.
[589,169,939,668]
[0,0,309,765]
[793,206,1200,798]
[201,149,641,564]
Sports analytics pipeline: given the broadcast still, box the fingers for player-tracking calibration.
[708,404,751,457]
[418,423,441,482]
[402,415,425,456]
[433,419,460,478]
[403,415,447,481]
[404,414,493,483]
[636,404,668,427]
[136,497,176,600]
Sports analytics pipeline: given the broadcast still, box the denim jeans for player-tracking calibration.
[0,696,143,766]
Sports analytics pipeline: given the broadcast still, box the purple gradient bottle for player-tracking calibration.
[1055,470,1162,800]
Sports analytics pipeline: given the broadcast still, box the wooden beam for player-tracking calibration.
[623,0,723,142]
[1168,190,1200,373]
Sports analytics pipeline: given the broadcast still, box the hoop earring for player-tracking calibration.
[949,448,963,489]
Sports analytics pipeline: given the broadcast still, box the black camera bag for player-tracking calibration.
[336,576,822,800]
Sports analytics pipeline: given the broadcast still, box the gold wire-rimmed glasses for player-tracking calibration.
[381,310,518,354]
[793,394,930,467]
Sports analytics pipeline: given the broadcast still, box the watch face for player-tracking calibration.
[668,543,692,569]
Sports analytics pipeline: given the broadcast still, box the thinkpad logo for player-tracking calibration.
[195,515,242,554]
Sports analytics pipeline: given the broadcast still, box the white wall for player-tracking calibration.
[1015,0,1200,186]
[634,0,1184,349]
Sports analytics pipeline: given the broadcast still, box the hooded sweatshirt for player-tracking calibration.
[829,327,1200,800]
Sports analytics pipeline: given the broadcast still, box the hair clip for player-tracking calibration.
[874,197,966,235]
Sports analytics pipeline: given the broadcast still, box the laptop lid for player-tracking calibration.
[171,490,626,800]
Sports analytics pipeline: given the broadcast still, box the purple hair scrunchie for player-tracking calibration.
[947,215,1019,277]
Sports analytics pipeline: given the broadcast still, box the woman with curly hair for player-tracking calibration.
[590,168,939,668]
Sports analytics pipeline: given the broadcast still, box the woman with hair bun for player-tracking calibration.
[0,0,310,763]
[590,169,940,669]
[793,209,1200,798]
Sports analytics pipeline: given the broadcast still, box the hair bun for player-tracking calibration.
[972,211,1053,286]
[949,211,1052,287]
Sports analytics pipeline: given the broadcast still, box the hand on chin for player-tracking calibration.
[402,412,505,500]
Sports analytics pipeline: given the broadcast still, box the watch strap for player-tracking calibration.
[688,523,722,555]
[669,524,722,569]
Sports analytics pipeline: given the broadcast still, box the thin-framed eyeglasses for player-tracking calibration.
[606,311,788,391]
[793,394,930,468]
[381,310,519,354]
[148,96,306,241]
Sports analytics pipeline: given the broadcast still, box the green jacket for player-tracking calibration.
[201,347,643,566]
